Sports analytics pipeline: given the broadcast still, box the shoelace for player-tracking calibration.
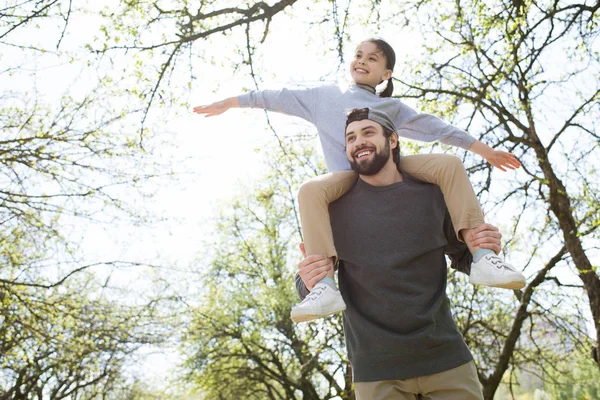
[301,286,325,303]
[486,254,516,271]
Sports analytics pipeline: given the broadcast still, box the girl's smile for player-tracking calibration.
[350,41,393,87]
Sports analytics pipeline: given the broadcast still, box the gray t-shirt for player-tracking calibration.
[295,173,473,382]
[238,84,476,172]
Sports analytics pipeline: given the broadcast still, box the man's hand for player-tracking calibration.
[192,97,239,117]
[484,149,521,172]
[469,223,503,255]
[297,243,334,291]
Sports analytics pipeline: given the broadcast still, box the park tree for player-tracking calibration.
[0,273,167,399]
[3,0,600,398]
[92,0,600,398]
[1,0,177,397]
[182,141,354,400]
[390,0,600,386]
[447,263,596,399]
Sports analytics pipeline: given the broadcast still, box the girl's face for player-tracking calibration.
[350,41,393,87]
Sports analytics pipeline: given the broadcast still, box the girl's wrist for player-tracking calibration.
[469,140,494,159]
[228,97,240,108]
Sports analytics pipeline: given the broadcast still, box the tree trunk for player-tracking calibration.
[531,140,600,369]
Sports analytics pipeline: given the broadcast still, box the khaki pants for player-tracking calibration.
[354,361,484,400]
[298,154,484,259]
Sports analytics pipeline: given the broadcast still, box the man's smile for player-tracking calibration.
[354,147,375,159]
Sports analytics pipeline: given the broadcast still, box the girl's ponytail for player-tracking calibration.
[380,78,394,98]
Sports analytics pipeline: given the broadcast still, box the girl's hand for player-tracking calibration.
[485,150,521,172]
[193,97,238,117]
[469,141,521,172]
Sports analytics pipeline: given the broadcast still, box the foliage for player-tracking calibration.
[94,0,599,398]
[390,0,600,397]
[544,354,600,399]
[0,273,163,398]
[2,0,600,398]
[0,1,176,397]
[182,141,353,400]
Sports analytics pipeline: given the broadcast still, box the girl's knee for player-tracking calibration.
[298,177,329,204]
[299,172,357,205]
[438,153,463,166]
[438,154,467,174]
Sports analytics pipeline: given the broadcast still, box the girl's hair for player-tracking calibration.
[362,38,396,98]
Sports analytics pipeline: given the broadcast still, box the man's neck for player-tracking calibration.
[359,161,403,186]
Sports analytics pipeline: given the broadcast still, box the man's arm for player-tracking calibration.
[443,210,502,274]
[294,243,334,300]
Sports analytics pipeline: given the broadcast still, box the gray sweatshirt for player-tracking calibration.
[238,84,476,172]
[295,173,474,382]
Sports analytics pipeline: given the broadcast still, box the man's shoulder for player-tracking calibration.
[328,180,363,214]
[400,170,431,185]
[330,179,360,202]
[401,171,444,192]
[328,173,444,216]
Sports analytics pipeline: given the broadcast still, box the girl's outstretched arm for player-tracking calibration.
[468,140,521,171]
[193,96,240,117]
[194,86,326,123]
[391,101,521,172]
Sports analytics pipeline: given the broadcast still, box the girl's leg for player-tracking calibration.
[291,171,358,323]
[400,154,484,248]
[401,154,525,289]
[297,170,359,267]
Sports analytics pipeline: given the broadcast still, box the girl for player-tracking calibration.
[193,38,525,323]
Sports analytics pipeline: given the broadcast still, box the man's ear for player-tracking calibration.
[391,133,399,149]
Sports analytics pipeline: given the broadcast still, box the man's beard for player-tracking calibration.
[349,140,391,175]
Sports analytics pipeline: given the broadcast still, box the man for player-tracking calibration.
[294,108,496,399]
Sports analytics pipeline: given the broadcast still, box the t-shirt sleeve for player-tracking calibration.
[237,86,320,124]
[392,100,476,151]
[294,272,310,300]
[442,209,473,275]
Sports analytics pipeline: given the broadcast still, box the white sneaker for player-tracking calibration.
[290,282,346,323]
[469,253,526,289]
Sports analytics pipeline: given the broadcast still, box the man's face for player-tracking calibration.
[345,119,394,175]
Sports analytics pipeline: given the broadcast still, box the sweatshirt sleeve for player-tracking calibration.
[294,272,310,300]
[391,101,476,151]
[237,87,320,124]
[442,209,473,275]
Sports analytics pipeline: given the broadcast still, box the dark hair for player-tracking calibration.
[345,108,400,169]
[345,107,370,128]
[362,38,396,98]
[383,126,400,169]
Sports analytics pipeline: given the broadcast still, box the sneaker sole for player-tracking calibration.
[290,304,346,323]
[469,277,526,290]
